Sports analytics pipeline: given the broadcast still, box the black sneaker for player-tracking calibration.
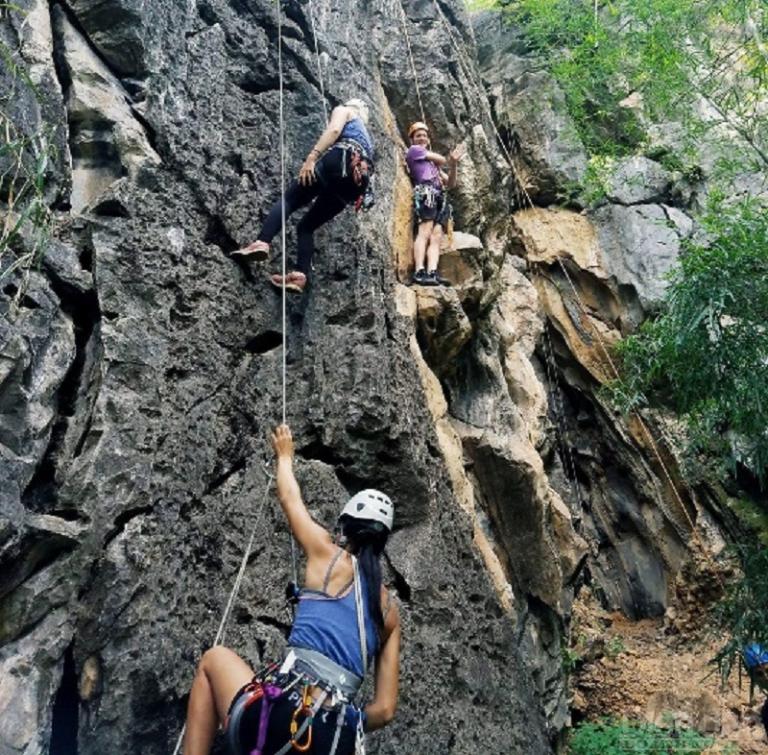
[427,269,450,286]
[411,268,428,285]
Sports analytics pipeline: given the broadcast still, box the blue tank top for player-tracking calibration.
[288,574,379,678]
[339,117,374,159]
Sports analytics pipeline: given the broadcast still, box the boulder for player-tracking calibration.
[604,156,673,205]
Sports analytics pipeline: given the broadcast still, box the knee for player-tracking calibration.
[199,646,230,674]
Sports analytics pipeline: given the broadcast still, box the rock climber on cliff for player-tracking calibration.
[405,121,465,286]
[181,424,400,755]
[744,643,768,739]
[232,99,375,294]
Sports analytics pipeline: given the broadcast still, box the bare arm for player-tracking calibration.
[444,144,466,190]
[271,424,334,559]
[364,596,400,730]
[424,149,447,166]
[299,105,352,185]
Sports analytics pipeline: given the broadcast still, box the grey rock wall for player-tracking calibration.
[1,1,748,754]
[1,1,557,753]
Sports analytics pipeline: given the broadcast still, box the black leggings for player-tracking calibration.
[228,685,357,755]
[762,697,768,738]
[257,148,363,277]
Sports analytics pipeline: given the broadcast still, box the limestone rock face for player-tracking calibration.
[1,2,560,753]
[473,13,588,204]
[52,6,161,212]
[604,156,673,205]
[0,1,742,754]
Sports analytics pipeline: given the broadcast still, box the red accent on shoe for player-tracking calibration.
[270,271,306,293]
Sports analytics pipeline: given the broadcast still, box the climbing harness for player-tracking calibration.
[334,139,374,189]
[222,556,370,755]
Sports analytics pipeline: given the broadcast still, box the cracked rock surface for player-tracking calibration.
[0,1,749,754]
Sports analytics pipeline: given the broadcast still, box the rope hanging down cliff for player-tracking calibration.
[395,0,427,125]
[275,0,302,604]
[171,473,275,755]
[431,0,718,570]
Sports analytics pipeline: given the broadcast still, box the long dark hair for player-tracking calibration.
[339,515,389,638]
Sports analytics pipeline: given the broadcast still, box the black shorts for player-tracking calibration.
[226,682,358,755]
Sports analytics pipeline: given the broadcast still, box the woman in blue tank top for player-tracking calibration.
[181,424,400,755]
[232,99,375,295]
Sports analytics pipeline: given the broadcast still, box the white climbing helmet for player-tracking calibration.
[339,489,394,531]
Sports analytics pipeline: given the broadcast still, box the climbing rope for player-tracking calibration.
[277,0,288,427]
[396,0,427,124]
[275,0,301,596]
[307,0,329,122]
[171,472,275,755]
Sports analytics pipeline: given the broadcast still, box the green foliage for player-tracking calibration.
[605,635,625,659]
[568,718,722,755]
[611,196,768,483]
[712,543,768,688]
[562,643,583,673]
[578,155,614,206]
[727,498,768,546]
[0,3,56,303]
[464,0,499,10]
[484,0,768,175]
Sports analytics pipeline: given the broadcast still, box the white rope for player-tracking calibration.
[171,473,274,755]
[275,0,301,601]
[396,0,426,124]
[307,0,329,122]
[277,0,287,426]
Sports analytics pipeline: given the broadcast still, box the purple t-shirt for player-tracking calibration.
[406,145,442,188]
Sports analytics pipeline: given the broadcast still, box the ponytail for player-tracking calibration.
[339,515,389,637]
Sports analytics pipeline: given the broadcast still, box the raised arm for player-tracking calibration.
[271,424,333,558]
[444,144,466,189]
[364,595,400,730]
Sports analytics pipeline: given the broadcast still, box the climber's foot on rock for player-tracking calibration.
[232,240,270,261]
[270,271,306,293]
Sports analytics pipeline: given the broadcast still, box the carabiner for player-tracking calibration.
[289,686,314,752]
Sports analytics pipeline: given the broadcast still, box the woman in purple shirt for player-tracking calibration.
[405,121,465,286]
[181,425,400,755]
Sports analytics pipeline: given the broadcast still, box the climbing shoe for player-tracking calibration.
[411,268,429,285]
[270,271,306,293]
[232,240,270,261]
[427,269,450,286]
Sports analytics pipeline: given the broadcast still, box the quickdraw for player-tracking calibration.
[289,685,315,752]
[336,139,373,188]
[413,182,441,210]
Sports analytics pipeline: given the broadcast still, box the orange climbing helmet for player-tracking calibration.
[408,121,430,139]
